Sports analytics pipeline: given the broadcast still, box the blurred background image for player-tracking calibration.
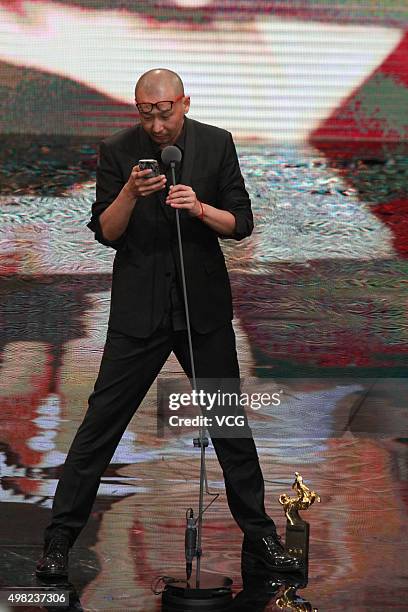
[0,2,407,610]
[1,0,407,373]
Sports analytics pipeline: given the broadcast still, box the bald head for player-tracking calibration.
[134,69,189,148]
[135,68,184,100]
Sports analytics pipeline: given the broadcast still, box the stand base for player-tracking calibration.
[161,571,233,611]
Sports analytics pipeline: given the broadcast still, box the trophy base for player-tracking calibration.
[285,521,309,565]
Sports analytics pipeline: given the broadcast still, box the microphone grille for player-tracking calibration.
[161,145,182,165]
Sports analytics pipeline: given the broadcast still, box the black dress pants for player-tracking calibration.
[44,316,276,547]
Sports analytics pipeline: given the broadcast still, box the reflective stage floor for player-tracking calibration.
[1,364,407,610]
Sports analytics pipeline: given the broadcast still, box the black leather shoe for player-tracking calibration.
[35,533,70,579]
[241,532,303,574]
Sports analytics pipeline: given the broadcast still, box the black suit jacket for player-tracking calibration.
[87,117,253,337]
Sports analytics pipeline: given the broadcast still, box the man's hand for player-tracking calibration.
[166,185,201,216]
[166,184,236,236]
[125,165,166,198]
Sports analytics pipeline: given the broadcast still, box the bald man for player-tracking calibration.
[36,69,301,579]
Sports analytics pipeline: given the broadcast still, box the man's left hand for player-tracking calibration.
[166,185,201,217]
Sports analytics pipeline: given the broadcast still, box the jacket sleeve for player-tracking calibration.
[87,140,128,250]
[216,132,254,241]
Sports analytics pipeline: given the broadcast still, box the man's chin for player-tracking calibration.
[153,136,170,147]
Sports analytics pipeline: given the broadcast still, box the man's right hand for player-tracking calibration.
[125,165,166,198]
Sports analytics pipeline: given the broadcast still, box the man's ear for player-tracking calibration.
[183,95,191,114]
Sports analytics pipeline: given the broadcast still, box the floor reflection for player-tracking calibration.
[1,415,407,609]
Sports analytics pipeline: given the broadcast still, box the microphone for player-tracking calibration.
[161,146,182,186]
[184,508,197,580]
[161,145,182,166]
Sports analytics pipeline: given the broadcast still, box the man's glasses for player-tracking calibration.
[135,94,184,115]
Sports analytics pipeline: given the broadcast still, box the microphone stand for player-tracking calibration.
[160,155,233,610]
[170,160,206,585]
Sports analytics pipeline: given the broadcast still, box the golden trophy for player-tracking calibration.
[279,472,320,565]
[276,584,318,611]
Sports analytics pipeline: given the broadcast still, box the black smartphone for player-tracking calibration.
[138,159,160,178]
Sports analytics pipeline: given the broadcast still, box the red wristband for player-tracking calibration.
[198,201,204,221]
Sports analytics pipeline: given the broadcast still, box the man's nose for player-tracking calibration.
[152,117,164,133]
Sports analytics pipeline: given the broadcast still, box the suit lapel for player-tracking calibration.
[181,117,195,187]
